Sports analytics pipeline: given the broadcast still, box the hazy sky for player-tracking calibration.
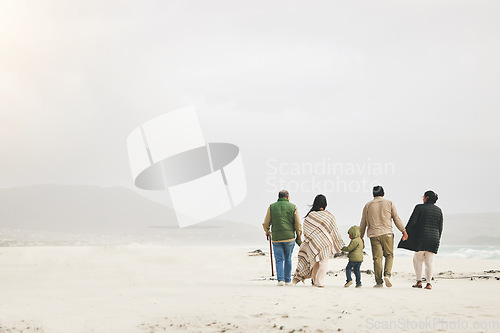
[1,1,499,226]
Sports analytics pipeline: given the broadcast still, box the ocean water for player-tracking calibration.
[434,245,500,260]
[394,245,500,260]
[2,228,500,260]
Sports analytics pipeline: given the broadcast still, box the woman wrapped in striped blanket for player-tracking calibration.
[293,194,345,287]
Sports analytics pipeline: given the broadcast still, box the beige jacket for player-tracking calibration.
[360,196,405,238]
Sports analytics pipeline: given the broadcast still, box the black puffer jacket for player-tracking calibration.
[398,203,443,254]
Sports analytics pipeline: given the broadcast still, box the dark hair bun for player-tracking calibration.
[424,190,438,204]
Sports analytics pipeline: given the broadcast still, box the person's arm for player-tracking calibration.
[262,207,271,236]
[392,202,408,240]
[341,239,356,253]
[294,207,302,245]
[359,205,368,239]
[405,205,421,235]
[391,202,405,232]
[438,209,444,239]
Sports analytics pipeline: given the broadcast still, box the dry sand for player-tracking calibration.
[0,246,499,333]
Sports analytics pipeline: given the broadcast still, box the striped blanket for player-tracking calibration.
[293,210,345,284]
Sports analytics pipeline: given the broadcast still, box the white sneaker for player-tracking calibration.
[277,281,285,286]
[285,282,292,286]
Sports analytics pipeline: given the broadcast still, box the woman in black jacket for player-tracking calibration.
[398,190,443,290]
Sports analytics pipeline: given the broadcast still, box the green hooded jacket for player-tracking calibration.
[341,226,364,262]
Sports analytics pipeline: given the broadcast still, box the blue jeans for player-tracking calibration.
[273,241,295,282]
[346,261,362,286]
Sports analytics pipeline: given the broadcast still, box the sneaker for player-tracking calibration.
[373,283,383,288]
[285,282,292,286]
[355,284,362,288]
[384,277,392,288]
[344,281,353,288]
[277,281,285,286]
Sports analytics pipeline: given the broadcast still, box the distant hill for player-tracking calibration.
[441,212,500,246]
[0,185,263,246]
[0,184,178,232]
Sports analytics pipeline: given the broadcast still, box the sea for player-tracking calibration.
[1,228,500,260]
[395,245,500,260]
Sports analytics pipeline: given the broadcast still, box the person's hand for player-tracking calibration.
[401,230,408,241]
[295,237,302,246]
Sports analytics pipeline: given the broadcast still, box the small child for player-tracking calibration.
[341,225,364,288]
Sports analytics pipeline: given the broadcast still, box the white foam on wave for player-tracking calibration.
[439,246,500,260]
[394,245,500,260]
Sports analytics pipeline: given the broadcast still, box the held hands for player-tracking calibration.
[401,230,409,241]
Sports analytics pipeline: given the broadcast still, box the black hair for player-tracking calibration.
[373,185,384,197]
[424,190,438,204]
[278,190,289,199]
[305,194,327,217]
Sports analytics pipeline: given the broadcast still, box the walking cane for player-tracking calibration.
[267,234,274,277]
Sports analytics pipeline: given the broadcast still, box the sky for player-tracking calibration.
[1,0,500,227]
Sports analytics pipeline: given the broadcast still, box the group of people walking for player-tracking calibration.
[262,186,443,289]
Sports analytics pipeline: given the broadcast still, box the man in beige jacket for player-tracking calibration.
[360,186,408,288]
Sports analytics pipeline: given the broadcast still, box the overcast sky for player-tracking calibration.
[1,1,499,226]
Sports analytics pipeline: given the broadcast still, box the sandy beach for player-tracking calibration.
[0,246,499,333]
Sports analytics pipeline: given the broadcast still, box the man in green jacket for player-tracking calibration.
[263,190,303,286]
